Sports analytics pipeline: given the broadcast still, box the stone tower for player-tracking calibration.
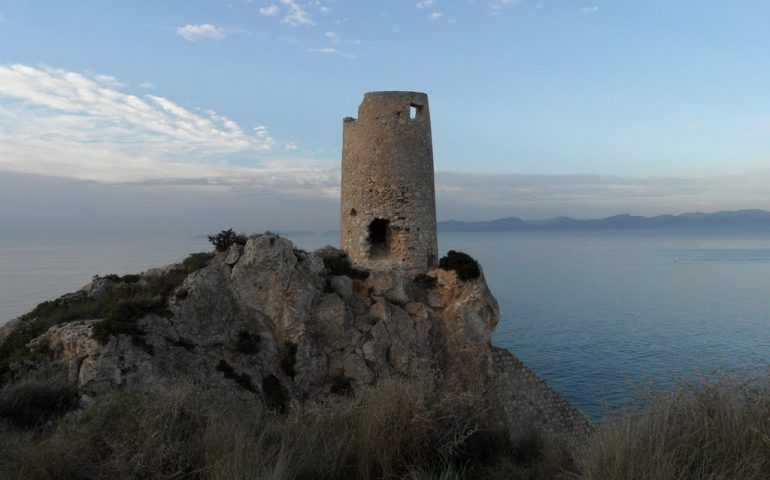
[340,91,438,270]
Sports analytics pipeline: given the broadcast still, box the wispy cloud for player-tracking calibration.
[416,0,436,8]
[324,31,339,42]
[428,11,444,21]
[322,31,359,46]
[278,34,357,58]
[312,1,331,14]
[492,0,525,10]
[0,13,5,23]
[0,64,286,184]
[582,5,599,13]
[259,4,279,16]
[310,47,356,59]
[176,23,226,41]
[281,0,315,26]
[138,81,156,89]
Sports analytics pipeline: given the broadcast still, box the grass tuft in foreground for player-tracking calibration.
[0,379,572,480]
[2,372,768,479]
[577,373,770,480]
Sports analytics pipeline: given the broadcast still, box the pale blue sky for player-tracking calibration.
[1,1,769,232]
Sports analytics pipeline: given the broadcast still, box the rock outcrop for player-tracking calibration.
[0,234,591,448]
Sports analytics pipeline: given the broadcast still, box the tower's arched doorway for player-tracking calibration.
[368,218,390,259]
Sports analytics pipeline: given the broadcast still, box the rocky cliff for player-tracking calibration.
[0,233,591,448]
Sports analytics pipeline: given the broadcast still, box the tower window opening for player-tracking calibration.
[368,218,390,258]
[409,104,422,119]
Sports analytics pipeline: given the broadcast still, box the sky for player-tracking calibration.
[1,0,769,237]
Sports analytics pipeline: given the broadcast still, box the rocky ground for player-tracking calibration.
[0,233,591,448]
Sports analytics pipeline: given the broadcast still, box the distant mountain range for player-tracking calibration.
[438,209,770,232]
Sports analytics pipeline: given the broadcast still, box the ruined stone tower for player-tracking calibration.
[341,91,438,270]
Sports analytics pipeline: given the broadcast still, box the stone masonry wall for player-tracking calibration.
[341,91,438,270]
[492,346,594,451]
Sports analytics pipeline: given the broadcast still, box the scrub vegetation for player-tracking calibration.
[439,251,481,281]
[0,251,214,381]
[1,373,768,480]
[208,229,248,252]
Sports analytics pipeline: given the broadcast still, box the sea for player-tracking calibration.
[2,229,770,420]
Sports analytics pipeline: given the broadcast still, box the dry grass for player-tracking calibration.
[203,380,493,480]
[0,387,209,480]
[576,374,770,480]
[1,380,545,480]
[5,373,764,480]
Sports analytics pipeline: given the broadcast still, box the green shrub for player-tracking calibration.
[208,229,247,252]
[120,274,141,284]
[100,273,139,283]
[0,294,96,355]
[144,269,188,298]
[182,252,214,272]
[86,269,187,344]
[0,377,78,429]
[91,297,166,344]
[1,250,215,380]
[0,295,102,379]
[439,251,480,281]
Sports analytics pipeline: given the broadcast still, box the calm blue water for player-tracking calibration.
[2,230,770,420]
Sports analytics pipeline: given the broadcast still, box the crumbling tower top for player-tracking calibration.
[340,91,438,270]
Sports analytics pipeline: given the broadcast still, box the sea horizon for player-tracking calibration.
[3,227,769,419]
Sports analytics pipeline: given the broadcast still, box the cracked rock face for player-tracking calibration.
[15,236,499,411]
[4,234,592,447]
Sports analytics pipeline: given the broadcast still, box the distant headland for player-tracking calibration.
[439,209,770,232]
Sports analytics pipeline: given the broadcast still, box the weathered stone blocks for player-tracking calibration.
[341,91,438,270]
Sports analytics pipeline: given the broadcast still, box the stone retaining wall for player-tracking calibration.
[492,346,594,450]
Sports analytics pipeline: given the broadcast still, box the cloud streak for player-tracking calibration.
[435,171,770,220]
[176,24,226,41]
[281,0,315,26]
[1,63,766,228]
[310,47,356,58]
[492,0,525,10]
[0,64,289,184]
[4,168,770,239]
[259,4,279,16]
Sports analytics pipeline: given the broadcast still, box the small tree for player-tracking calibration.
[208,229,245,252]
